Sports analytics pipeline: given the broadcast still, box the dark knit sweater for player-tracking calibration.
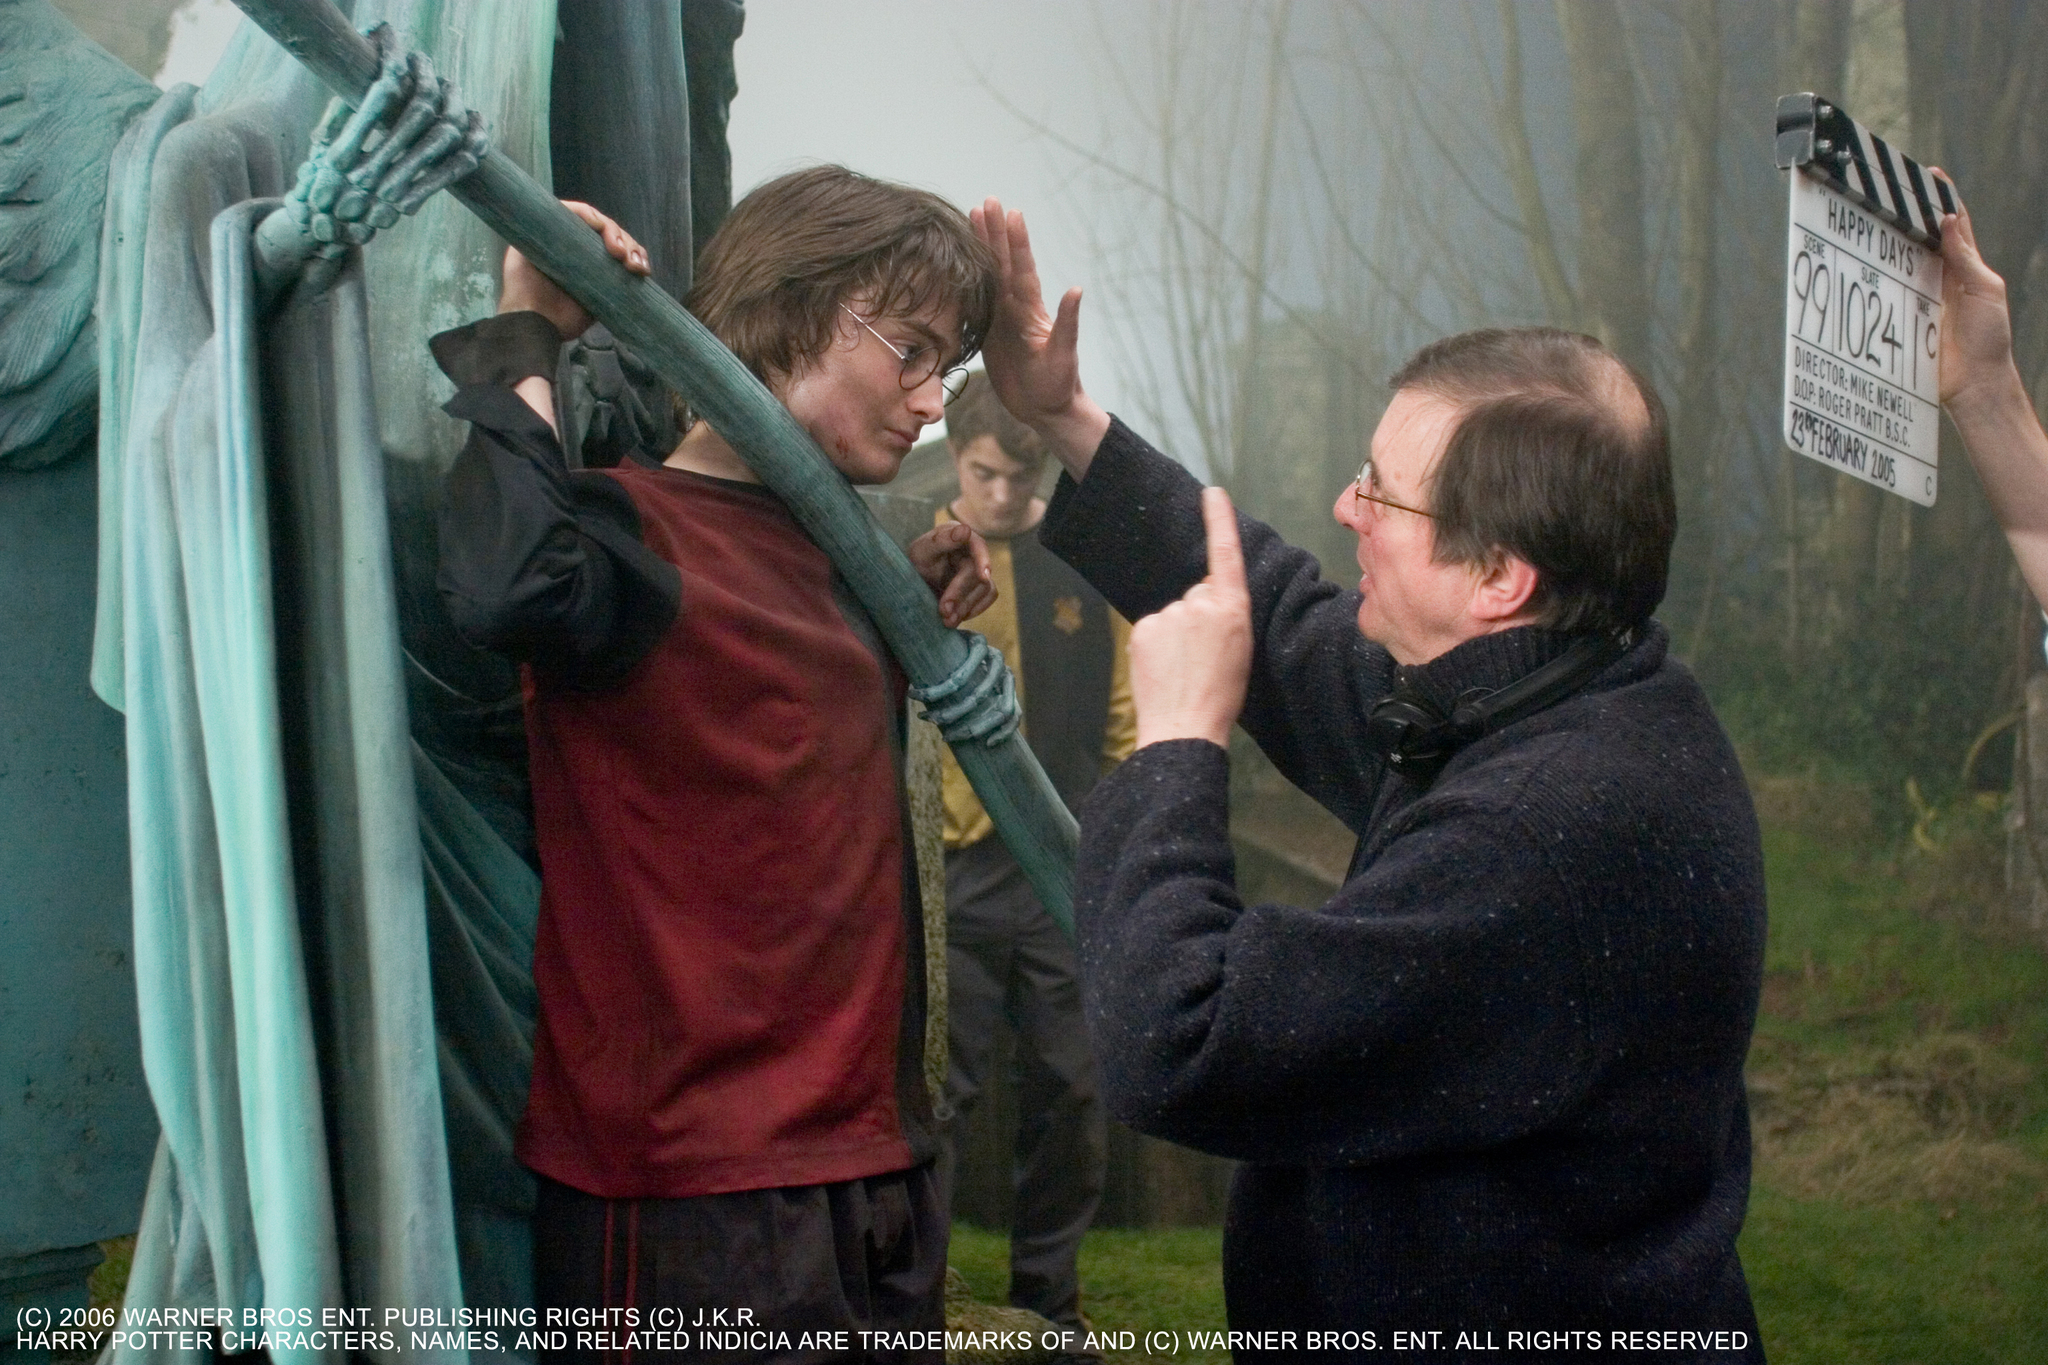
[1042,420,1767,1361]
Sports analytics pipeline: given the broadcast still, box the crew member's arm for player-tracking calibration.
[1936,177,2048,610]
[1044,426,1392,827]
[1077,755,1595,1165]
[1074,496,1596,1158]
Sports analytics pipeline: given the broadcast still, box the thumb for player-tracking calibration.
[1051,287,1083,351]
[1201,486,1247,596]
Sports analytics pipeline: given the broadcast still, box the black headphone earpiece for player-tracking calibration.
[1363,694,1463,777]
[1365,629,1631,782]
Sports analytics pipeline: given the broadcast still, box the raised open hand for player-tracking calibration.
[968,197,1110,473]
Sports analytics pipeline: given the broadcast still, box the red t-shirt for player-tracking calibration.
[514,464,916,1198]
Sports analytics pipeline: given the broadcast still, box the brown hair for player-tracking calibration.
[685,164,997,385]
[1387,328,1675,633]
[943,371,1045,465]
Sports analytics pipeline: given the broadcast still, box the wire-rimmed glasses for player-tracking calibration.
[1353,457,1435,519]
[840,304,970,404]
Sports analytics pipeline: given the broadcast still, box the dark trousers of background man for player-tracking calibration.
[935,833,1108,1337]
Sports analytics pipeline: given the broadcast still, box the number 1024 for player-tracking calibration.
[1790,249,1936,391]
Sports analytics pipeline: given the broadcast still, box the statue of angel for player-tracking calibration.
[0,3,742,1355]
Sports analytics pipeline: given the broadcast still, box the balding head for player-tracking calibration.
[1386,328,1675,633]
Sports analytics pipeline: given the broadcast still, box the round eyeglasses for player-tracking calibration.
[1352,457,1435,519]
[841,305,971,404]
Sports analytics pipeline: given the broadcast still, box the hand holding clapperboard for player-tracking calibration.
[1775,93,1956,506]
[1778,93,2048,618]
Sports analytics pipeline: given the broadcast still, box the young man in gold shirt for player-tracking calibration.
[934,375,1135,1353]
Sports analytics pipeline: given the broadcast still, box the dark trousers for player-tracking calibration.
[533,1164,947,1362]
[935,836,1107,1331]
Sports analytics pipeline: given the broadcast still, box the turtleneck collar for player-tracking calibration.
[1391,625,1586,716]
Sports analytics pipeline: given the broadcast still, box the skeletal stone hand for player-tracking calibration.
[253,24,489,303]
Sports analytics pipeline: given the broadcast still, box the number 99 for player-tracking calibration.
[1792,250,1831,343]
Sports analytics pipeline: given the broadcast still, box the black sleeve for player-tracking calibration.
[1074,739,1594,1165]
[433,314,682,691]
[1039,417,1397,832]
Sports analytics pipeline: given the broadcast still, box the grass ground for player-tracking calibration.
[948,1225,1231,1365]
[70,782,2046,1362]
[1733,783,2048,1364]
[952,780,2048,1363]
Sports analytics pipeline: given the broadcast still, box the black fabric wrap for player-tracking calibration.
[434,363,681,694]
[430,312,566,389]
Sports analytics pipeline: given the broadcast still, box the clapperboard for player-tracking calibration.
[1775,93,1956,506]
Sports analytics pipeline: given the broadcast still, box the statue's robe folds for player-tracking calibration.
[85,4,736,1359]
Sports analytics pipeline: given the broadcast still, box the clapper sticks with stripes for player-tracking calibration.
[1774,92,1958,249]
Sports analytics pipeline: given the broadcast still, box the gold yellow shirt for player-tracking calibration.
[936,508,1136,849]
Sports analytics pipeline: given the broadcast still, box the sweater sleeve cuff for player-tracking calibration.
[1079,737,1231,845]
[430,312,566,388]
[1046,415,1147,528]
[1041,416,1211,621]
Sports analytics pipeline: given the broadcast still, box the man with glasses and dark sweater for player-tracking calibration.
[967,197,1768,1363]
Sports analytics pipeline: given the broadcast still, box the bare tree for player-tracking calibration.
[1496,0,1580,327]
[1042,0,2048,794]
[1671,0,1728,659]
[1233,1,1298,489]
[1553,0,1653,370]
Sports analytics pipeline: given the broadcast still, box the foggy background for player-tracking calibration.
[46,2,2048,1346]
[739,0,2048,817]
[67,0,2048,815]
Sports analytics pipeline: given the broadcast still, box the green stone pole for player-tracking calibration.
[228,0,1080,931]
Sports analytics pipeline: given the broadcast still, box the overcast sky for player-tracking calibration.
[726,0,1153,430]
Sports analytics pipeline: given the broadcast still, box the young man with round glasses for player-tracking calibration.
[432,166,998,1353]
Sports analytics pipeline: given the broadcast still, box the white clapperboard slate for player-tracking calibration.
[1775,93,1956,506]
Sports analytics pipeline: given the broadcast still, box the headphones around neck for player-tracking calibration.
[1364,629,1632,783]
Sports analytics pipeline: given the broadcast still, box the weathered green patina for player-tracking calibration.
[231,0,1083,925]
[5,1,1081,1359]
